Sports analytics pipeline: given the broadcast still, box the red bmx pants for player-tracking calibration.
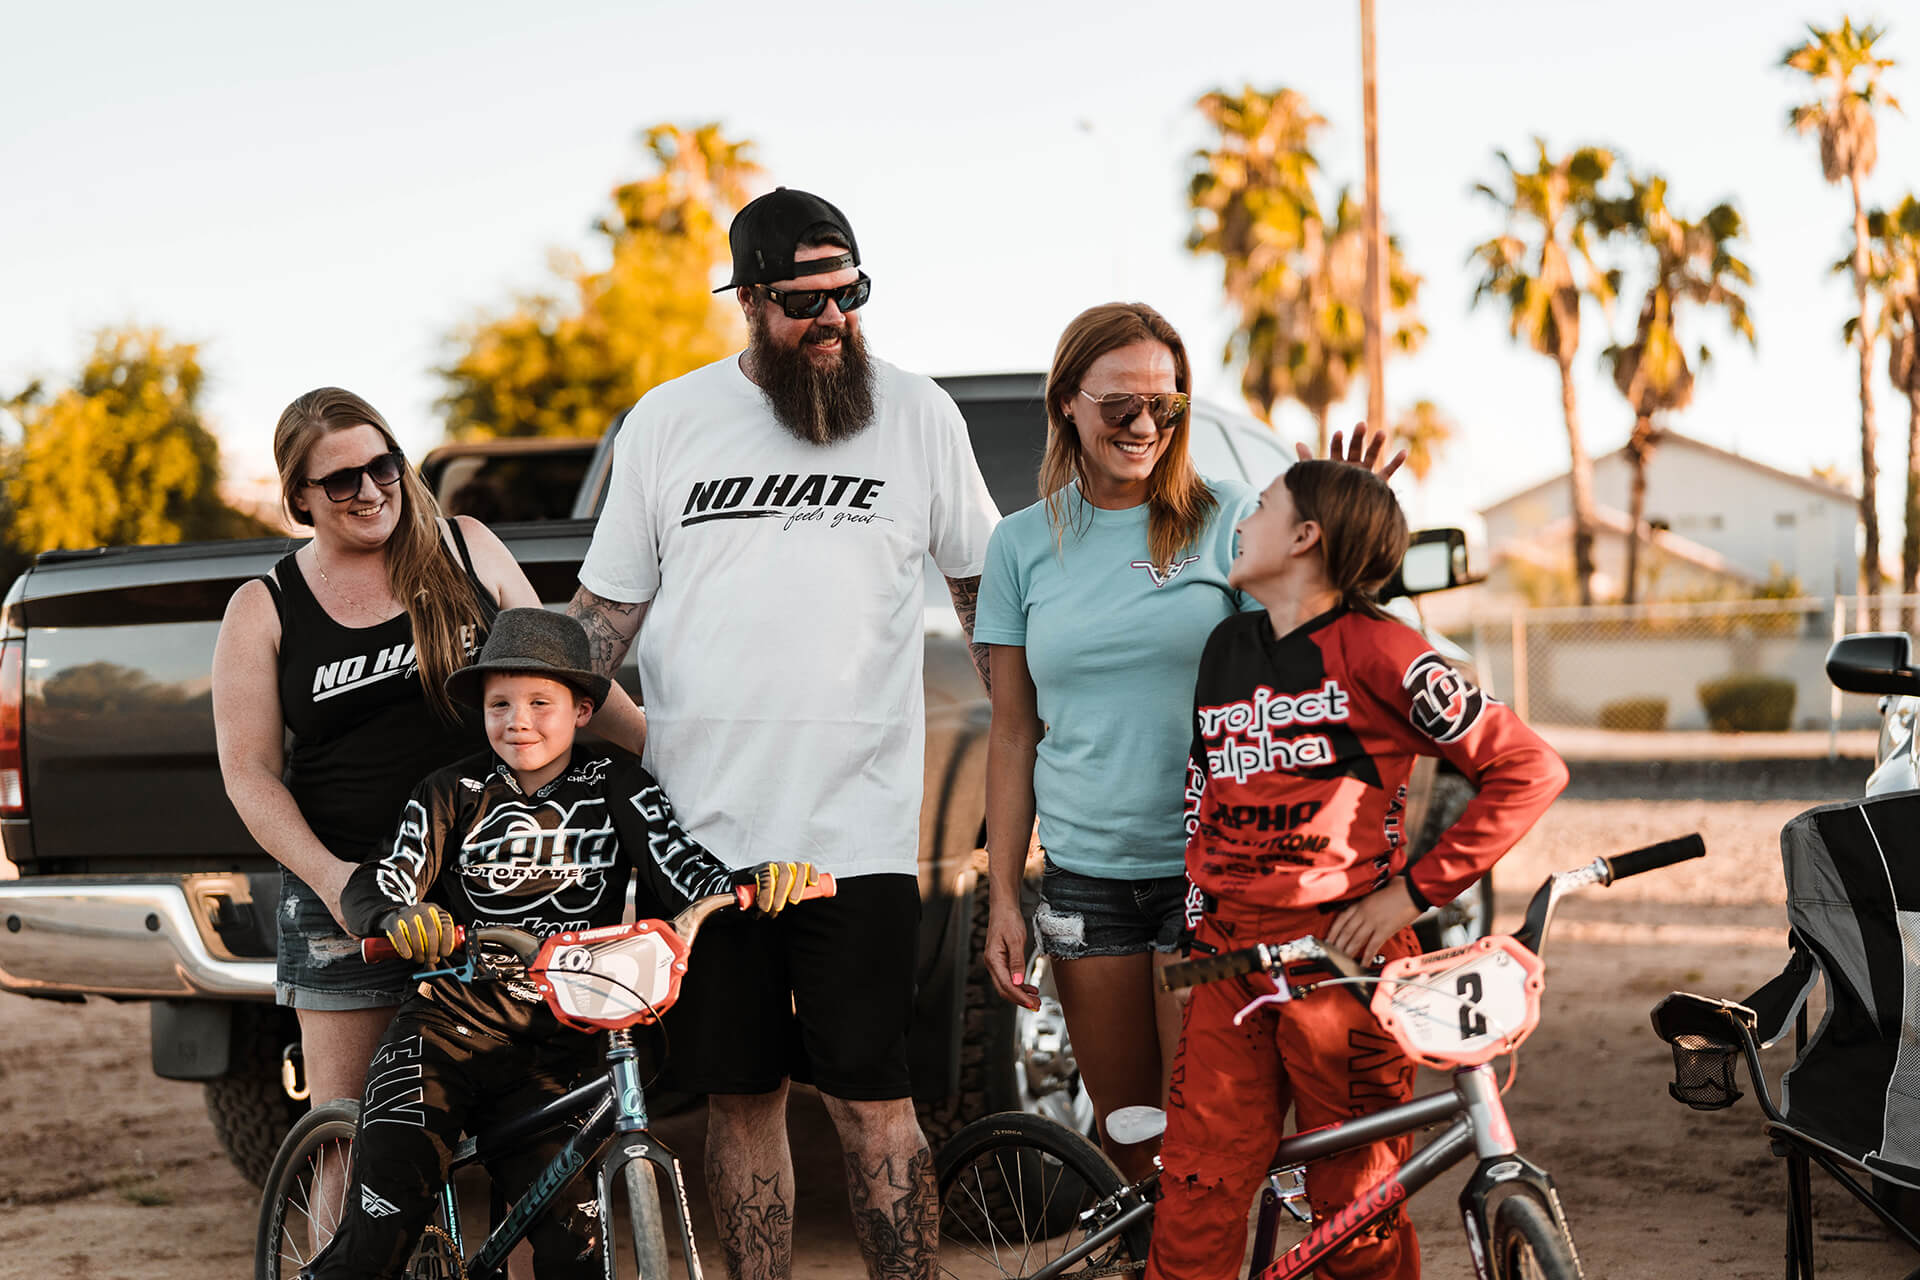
[1147,904,1422,1280]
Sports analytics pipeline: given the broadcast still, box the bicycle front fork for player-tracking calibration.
[596,1029,706,1280]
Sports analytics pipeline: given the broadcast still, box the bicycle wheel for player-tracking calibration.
[1489,1189,1580,1280]
[256,1100,360,1280]
[935,1111,1149,1278]
[622,1159,671,1279]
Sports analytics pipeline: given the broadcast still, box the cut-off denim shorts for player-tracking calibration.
[275,866,416,1011]
[1032,854,1189,960]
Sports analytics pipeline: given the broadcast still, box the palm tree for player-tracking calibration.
[1784,19,1900,600]
[1189,85,1324,349]
[1469,140,1619,605]
[1858,196,1920,609]
[1600,176,1756,603]
[1389,399,1456,484]
[1188,91,1425,453]
[1251,188,1425,453]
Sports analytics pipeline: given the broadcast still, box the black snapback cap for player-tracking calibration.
[715,187,861,291]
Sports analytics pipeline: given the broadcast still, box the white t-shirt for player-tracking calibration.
[578,353,999,878]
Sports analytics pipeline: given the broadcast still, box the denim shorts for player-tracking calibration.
[1031,855,1189,960]
[275,867,416,1011]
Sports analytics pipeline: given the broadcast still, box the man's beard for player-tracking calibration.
[747,308,877,445]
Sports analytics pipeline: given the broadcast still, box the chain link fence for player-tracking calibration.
[1451,595,1920,733]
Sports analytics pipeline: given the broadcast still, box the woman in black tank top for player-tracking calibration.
[211,387,546,1120]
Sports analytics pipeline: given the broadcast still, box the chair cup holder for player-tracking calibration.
[1666,1034,1744,1110]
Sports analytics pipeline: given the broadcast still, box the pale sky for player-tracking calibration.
[3,0,1914,537]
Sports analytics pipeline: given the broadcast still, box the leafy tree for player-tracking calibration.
[1784,18,1900,598]
[1469,140,1620,605]
[1599,176,1756,603]
[1388,398,1455,484]
[438,123,762,440]
[3,328,272,557]
[1188,87,1423,453]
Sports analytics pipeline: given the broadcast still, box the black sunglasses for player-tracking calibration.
[304,450,405,503]
[758,272,872,320]
[1077,390,1190,429]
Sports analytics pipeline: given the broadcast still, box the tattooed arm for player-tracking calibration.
[945,574,991,694]
[566,584,652,756]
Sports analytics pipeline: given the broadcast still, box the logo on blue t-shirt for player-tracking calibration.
[1130,555,1200,588]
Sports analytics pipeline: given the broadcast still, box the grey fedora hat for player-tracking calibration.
[444,607,613,709]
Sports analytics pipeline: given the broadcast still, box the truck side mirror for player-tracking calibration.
[1825,632,1920,696]
[1383,528,1480,599]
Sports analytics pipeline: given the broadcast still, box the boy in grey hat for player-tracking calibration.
[300,610,817,1279]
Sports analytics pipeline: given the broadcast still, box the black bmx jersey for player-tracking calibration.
[340,748,737,1036]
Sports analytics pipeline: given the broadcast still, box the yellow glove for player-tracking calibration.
[382,903,458,963]
[750,861,819,916]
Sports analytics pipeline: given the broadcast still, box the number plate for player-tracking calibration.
[1369,935,1544,1069]
[532,920,691,1031]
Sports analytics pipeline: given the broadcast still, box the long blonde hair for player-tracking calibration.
[274,387,491,721]
[1039,303,1217,570]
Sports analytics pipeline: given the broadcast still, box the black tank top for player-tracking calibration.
[265,521,498,863]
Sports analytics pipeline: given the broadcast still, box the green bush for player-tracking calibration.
[1598,697,1668,732]
[1697,675,1797,733]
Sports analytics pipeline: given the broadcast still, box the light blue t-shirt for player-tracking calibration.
[975,479,1260,879]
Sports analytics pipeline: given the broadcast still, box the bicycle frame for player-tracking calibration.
[1014,1062,1576,1280]
[428,1029,707,1280]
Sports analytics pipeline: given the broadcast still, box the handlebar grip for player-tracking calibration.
[734,870,838,912]
[1607,834,1705,881]
[361,924,467,964]
[1160,946,1263,992]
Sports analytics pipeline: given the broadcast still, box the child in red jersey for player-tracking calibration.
[1146,457,1568,1280]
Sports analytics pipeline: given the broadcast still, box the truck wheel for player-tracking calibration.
[1409,773,1491,952]
[205,1004,304,1188]
[919,870,1095,1150]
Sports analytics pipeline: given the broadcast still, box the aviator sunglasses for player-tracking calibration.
[758,271,872,320]
[1077,389,1191,429]
[304,449,405,503]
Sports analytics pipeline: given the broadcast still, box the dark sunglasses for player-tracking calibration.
[758,272,872,320]
[304,449,405,503]
[1077,390,1190,429]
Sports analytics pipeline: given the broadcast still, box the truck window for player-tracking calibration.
[436,451,594,523]
[957,396,1048,518]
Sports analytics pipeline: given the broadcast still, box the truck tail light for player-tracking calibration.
[0,639,22,814]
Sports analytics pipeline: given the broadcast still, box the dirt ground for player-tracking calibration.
[2,765,1913,1278]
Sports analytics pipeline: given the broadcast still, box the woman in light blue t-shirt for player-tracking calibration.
[973,302,1256,1181]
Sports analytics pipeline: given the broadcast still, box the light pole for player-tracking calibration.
[1361,0,1387,434]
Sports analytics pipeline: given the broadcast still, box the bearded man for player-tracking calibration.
[567,188,998,1280]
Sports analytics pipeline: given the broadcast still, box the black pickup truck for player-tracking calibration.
[0,373,1480,1184]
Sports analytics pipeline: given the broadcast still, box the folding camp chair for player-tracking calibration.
[1650,789,1920,1280]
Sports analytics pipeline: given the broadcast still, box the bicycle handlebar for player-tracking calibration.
[1162,832,1707,990]
[357,872,838,965]
[1604,834,1704,882]
[363,925,467,964]
[1160,937,1359,993]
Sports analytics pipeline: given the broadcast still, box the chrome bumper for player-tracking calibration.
[0,876,275,999]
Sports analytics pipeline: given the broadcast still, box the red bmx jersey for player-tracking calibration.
[1184,606,1567,912]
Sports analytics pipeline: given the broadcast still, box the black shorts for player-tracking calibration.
[659,872,919,1101]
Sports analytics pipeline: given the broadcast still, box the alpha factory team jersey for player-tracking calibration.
[1184,606,1568,913]
[340,748,737,1037]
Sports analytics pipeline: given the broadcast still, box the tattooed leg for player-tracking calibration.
[705,1087,795,1280]
[822,1095,938,1280]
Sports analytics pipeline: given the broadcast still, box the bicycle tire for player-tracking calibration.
[935,1111,1149,1277]
[256,1100,361,1280]
[1489,1189,1581,1280]
[623,1160,671,1279]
